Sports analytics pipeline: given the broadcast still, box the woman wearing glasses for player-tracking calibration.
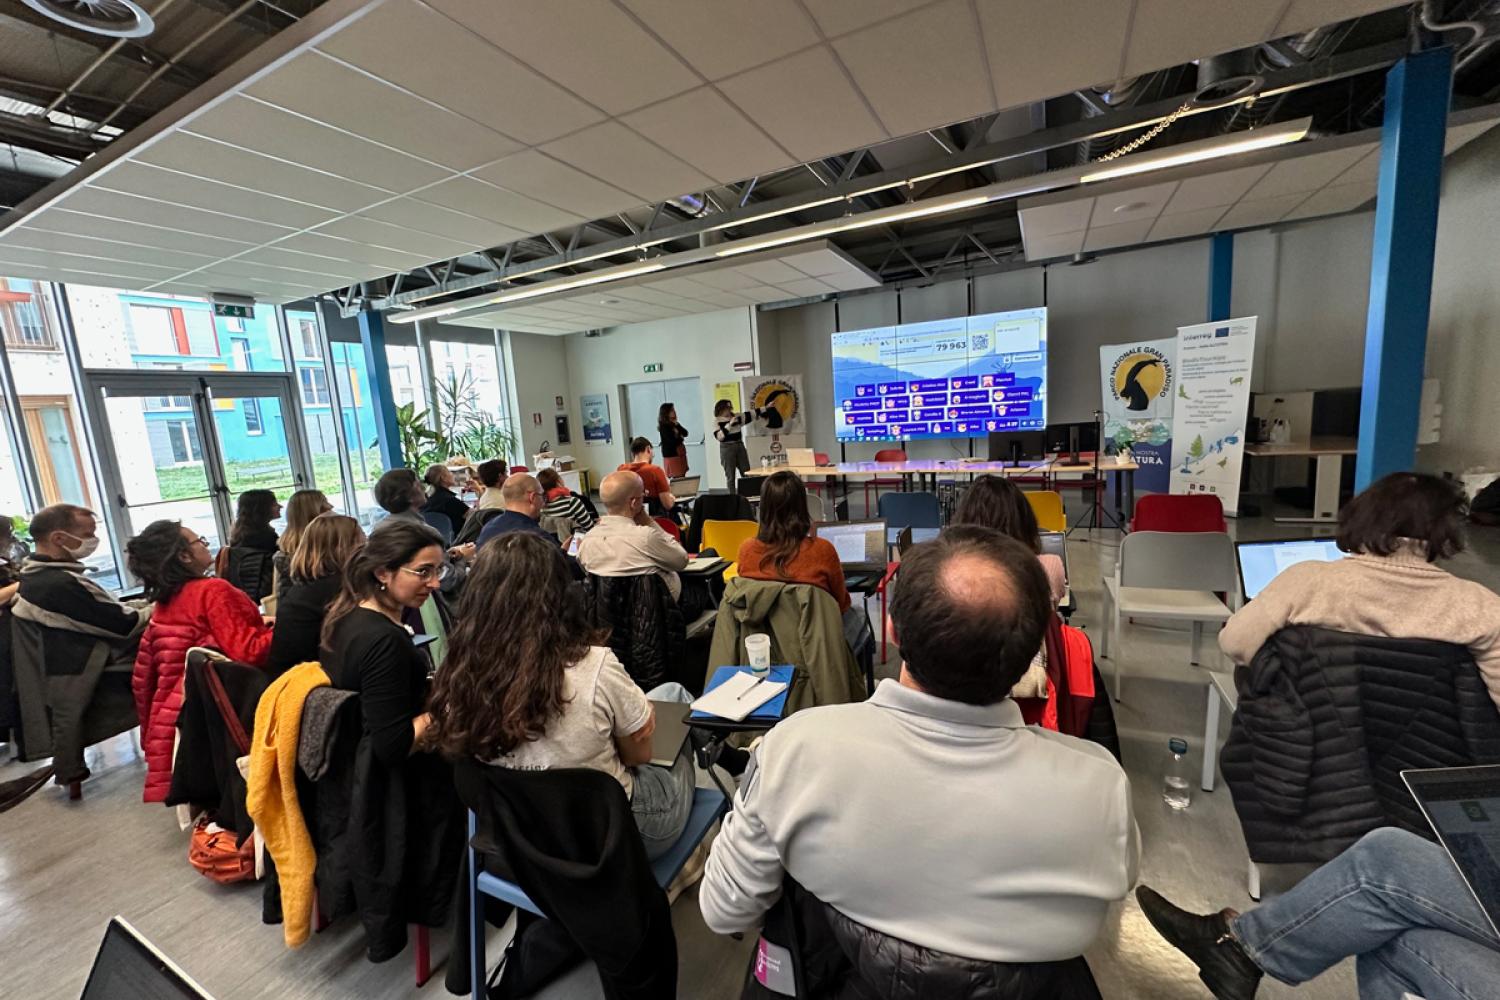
[126,520,275,803]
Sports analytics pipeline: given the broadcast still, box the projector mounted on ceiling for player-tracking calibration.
[20,0,155,37]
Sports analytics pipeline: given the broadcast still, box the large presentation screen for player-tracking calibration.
[832,306,1048,443]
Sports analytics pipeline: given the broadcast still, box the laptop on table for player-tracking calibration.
[669,475,701,502]
[1235,537,1347,601]
[813,518,888,588]
[1402,765,1500,935]
[648,700,693,768]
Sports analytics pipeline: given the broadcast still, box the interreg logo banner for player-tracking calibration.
[1169,316,1258,515]
[1098,338,1177,493]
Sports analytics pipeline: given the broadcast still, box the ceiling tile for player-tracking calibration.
[623,87,789,184]
[823,269,879,291]
[245,52,521,171]
[1332,148,1381,186]
[1023,231,1085,261]
[801,0,937,37]
[1282,182,1375,221]
[6,228,216,270]
[1445,119,1500,153]
[237,245,361,270]
[1082,219,1154,251]
[1215,192,1312,230]
[719,47,887,161]
[1161,163,1273,214]
[184,95,450,191]
[1275,0,1408,36]
[780,248,851,276]
[777,277,835,298]
[89,162,339,230]
[1089,181,1178,227]
[832,0,991,137]
[313,216,474,260]
[317,0,604,145]
[620,0,820,80]
[179,257,350,285]
[1242,145,1373,200]
[0,246,179,281]
[1148,207,1230,241]
[735,259,804,284]
[272,231,433,271]
[472,150,640,221]
[1124,0,1282,77]
[1018,198,1094,238]
[61,187,288,244]
[360,198,527,250]
[132,132,393,212]
[540,121,713,203]
[692,268,763,291]
[26,209,257,257]
[429,0,699,116]
[417,176,583,235]
[980,0,1132,113]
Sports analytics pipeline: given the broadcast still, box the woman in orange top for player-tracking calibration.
[735,471,850,613]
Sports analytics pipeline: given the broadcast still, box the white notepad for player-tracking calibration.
[690,671,788,722]
[685,556,726,571]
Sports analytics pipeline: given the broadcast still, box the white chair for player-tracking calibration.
[805,491,826,523]
[1099,531,1238,701]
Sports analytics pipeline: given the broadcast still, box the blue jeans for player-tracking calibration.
[630,682,696,861]
[1233,828,1500,999]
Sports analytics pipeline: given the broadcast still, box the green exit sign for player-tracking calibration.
[643,362,664,373]
[214,303,254,319]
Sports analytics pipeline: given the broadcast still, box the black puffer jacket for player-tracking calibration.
[741,877,1101,1000]
[223,526,278,605]
[1222,625,1500,865]
[581,573,684,691]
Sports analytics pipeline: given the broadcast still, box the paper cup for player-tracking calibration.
[745,633,771,677]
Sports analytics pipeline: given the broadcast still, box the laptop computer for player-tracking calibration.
[669,475,700,501]
[80,917,215,999]
[813,518,888,575]
[784,447,816,467]
[648,700,693,768]
[1236,537,1347,600]
[1402,765,1500,935]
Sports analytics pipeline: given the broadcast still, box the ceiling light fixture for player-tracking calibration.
[1079,117,1311,184]
[391,259,667,322]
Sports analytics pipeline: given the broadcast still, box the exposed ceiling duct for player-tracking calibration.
[18,0,155,38]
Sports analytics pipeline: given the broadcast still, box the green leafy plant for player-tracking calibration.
[457,416,518,464]
[394,401,447,470]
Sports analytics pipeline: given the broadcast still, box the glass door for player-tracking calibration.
[85,371,309,586]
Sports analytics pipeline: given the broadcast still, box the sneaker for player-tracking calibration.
[1136,886,1263,1000]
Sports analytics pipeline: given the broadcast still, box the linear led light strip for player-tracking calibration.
[398,118,1310,324]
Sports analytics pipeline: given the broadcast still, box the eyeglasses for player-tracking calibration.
[399,565,440,581]
[190,536,210,548]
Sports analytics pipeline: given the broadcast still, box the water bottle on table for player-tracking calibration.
[745,633,771,678]
[1163,737,1191,810]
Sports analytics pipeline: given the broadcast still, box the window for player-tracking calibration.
[299,367,330,406]
[296,317,322,360]
[126,304,219,357]
[165,419,202,464]
[230,337,251,370]
[0,279,56,349]
[243,398,264,436]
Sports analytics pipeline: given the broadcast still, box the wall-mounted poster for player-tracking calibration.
[581,393,612,442]
[741,374,804,436]
[713,380,742,414]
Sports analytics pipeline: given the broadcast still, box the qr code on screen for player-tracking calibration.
[971,333,990,352]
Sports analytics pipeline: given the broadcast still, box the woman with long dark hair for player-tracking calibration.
[221,488,281,605]
[950,475,1066,603]
[735,471,849,612]
[128,519,273,801]
[657,402,690,479]
[267,514,364,677]
[320,520,447,766]
[427,531,700,859]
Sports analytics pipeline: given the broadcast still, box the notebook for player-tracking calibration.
[691,667,790,723]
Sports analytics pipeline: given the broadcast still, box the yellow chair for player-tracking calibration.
[1025,490,1067,534]
[701,519,759,582]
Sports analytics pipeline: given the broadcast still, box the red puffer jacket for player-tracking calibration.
[133,577,273,802]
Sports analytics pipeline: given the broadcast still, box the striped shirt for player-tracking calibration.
[543,491,596,533]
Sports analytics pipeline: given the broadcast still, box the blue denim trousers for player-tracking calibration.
[1233,827,1500,999]
[630,682,697,861]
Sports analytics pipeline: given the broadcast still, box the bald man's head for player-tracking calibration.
[889,525,1051,705]
[500,474,544,518]
[599,470,646,516]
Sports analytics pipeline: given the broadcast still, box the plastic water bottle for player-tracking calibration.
[1164,737,1192,810]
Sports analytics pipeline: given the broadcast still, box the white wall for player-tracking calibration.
[503,330,572,463]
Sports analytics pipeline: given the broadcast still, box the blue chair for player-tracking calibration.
[467,785,729,999]
[421,510,454,545]
[877,491,941,532]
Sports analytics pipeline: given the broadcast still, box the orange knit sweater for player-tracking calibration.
[736,537,851,613]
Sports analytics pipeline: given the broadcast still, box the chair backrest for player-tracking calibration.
[805,492,826,523]
[737,475,763,499]
[1118,531,1237,593]
[581,572,685,690]
[420,510,454,545]
[701,519,758,561]
[653,516,682,543]
[509,465,530,475]
[685,494,755,552]
[453,506,502,547]
[1131,493,1226,533]
[877,491,941,529]
[1025,490,1067,533]
[873,448,907,463]
[814,452,831,465]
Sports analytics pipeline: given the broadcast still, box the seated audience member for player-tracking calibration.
[619,437,676,513]
[577,471,689,601]
[372,468,473,587]
[11,505,149,784]
[267,514,365,677]
[422,463,470,539]
[476,474,556,549]
[736,471,849,612]
[219,489,281,606]
[538,467,597,536]
[474,459,506,510]
[127,520,273,802]
[1138,827,1500,1000]
[950,475,1066,604]
[428,532,731,859]
[1219,471,1500,709]
[273,489,332,600]
[700,528,1138,963]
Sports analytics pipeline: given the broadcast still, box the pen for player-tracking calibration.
[735,676,767,701]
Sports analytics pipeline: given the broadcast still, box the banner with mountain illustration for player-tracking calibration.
[1099,338,1176,494]
[1169,317,1257,516]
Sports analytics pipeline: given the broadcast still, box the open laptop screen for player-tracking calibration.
[1403,765,1500,935]
[1236,538,1346,600]
[670,475,700,497]
[813,520,886,571]
[81,918,214,1000]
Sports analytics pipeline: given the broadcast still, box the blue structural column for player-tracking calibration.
[358,309,403,472]
[1208,232,1234,322]
[1356,47,1453,491]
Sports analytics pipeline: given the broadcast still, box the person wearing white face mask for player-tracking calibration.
[11,504,150,789]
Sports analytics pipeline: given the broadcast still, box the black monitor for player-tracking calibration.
[1044,421,1101,461]
[80,918,215,999]
[988,430,1047,466]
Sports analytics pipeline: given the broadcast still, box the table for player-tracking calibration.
[1202,669,1238,792]
[1244,436,1356,524]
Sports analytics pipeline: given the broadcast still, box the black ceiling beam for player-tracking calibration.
[0,2,211,93]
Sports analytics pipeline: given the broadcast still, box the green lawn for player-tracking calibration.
[154,449,383,502]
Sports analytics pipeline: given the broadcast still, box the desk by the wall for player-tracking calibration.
[1243,436,1357,523]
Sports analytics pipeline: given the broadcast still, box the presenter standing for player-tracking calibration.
[713,400,761,493]
[657,403,691,478]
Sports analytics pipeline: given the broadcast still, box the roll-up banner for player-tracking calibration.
[1099,338,1176,494]
[1169,317,1257,515]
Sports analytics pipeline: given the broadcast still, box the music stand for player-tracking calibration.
[1065,410,1120,538]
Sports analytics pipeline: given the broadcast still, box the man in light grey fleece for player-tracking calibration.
[699,527,1139,963]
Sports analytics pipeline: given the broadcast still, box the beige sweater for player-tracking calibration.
[1219,543,1500,709]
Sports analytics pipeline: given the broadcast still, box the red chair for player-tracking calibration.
[1130,494,1227,533]
[653,516,683,545]
[862,448,908,516]
[509,465,530,475]
[805,451,835,499]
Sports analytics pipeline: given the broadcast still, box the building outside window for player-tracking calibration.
[299,366,330,406]
[0,279,56,349]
